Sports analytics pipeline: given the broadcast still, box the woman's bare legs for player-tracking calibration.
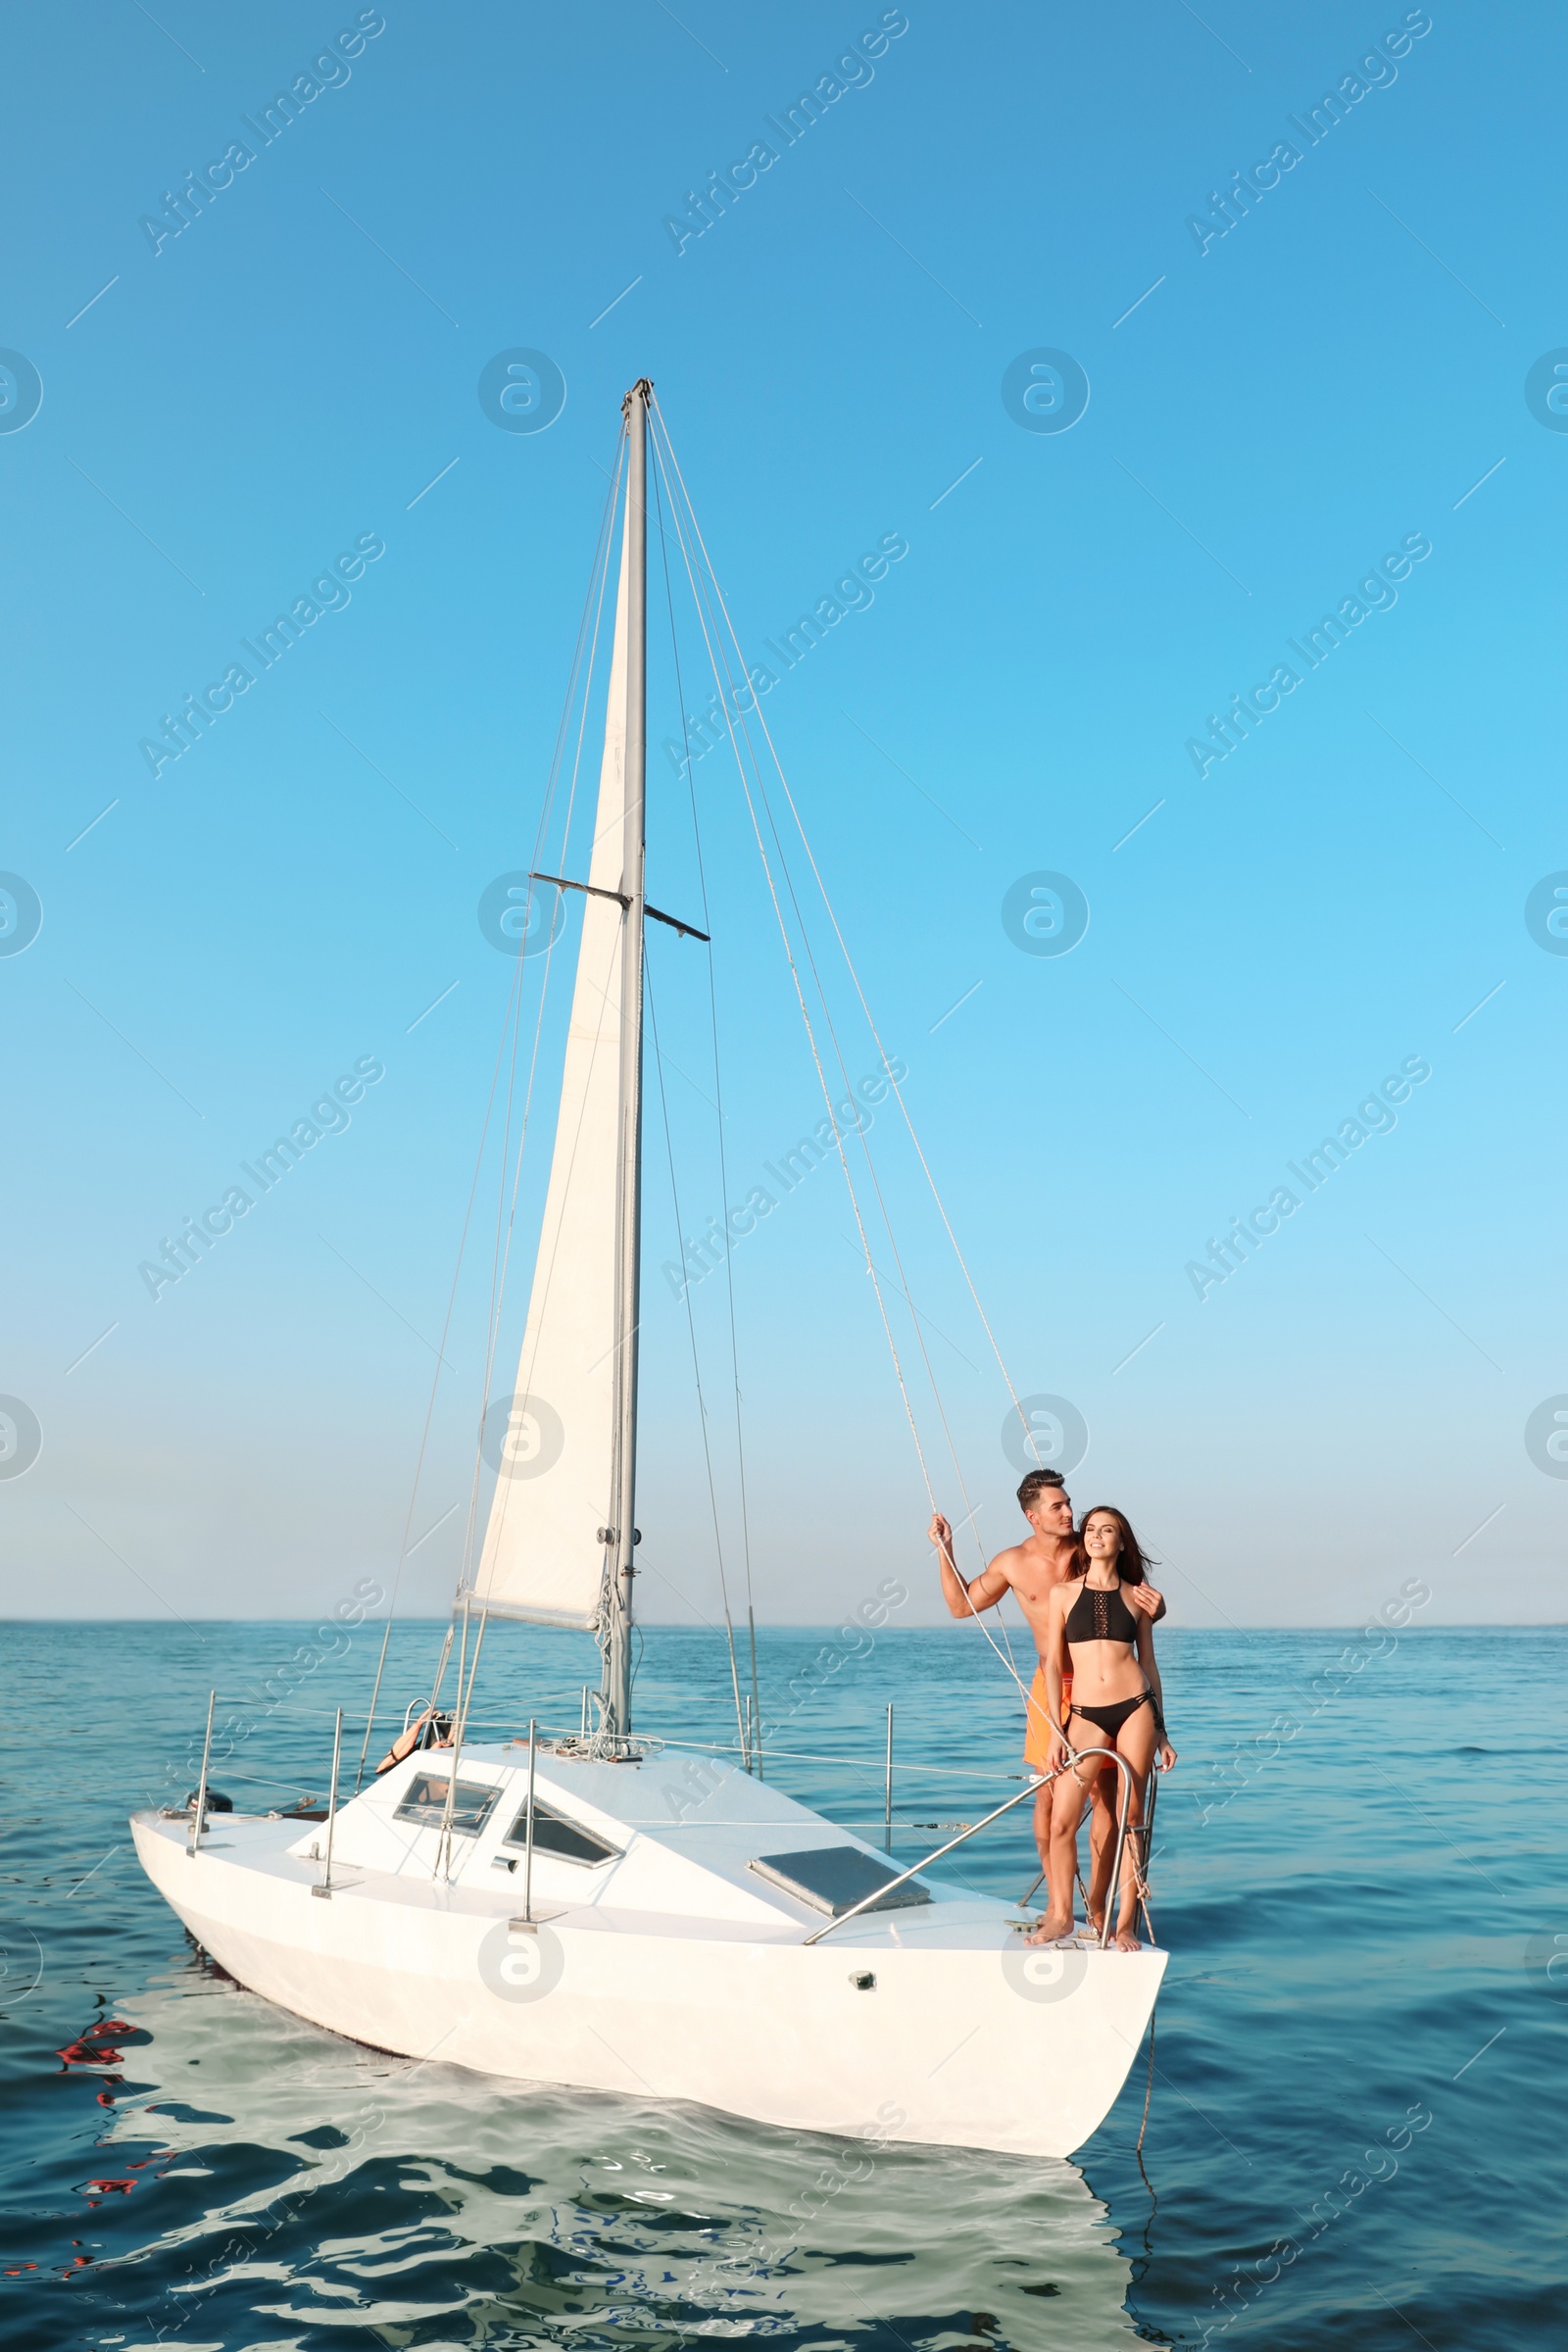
[1083,1788,1116,1937]
[1029,1737,1103,1940]
[1102,1705,1157,1949]
[1083,1751,1124,1936]
[1033,1710,1168,1944]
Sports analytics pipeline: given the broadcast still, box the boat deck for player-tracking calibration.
[132,1753,1030,1951]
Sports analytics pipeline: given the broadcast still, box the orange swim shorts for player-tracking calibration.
[1024,1664,1071,1771]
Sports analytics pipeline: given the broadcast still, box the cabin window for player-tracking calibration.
[393,1773,500,1835]
[504,1799,618,1867]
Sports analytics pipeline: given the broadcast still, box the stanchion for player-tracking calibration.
[314,1707,343,1899]
[187,1690,216,1859]
[522,1717,538,1923]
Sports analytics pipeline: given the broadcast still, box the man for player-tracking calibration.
[928,1468,1164,1906]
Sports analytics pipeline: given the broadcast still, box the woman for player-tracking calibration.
[1029,1504,1175,1951]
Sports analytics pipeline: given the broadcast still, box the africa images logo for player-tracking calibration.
[483,1394,566,1482]
[1001,351,1090,435]
[477,350,566,434]
[476,1920,564,2003]
[0,1399,43,1482]
[1525,872,1568,954]
[0,873,43,956]
[1002,872,1090,957]
[1002,1937,1087,2003]
[0,351,43,435]
[1002,1396,1089,1478]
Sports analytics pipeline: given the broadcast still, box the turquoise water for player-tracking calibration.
[2,1620,1562,2348]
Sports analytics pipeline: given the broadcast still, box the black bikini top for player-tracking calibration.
[1065,1577,1141,1645]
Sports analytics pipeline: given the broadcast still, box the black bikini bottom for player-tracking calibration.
[1071,1690,1152,1740]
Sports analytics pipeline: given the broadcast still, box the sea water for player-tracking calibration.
[1,1620,1560,2348]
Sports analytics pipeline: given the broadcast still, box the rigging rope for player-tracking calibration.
[460,429,629,1602]
[649,409,988,1520]
[646,962,752,1766]
[653,406,1034,1458]
[651,412,1033,1715]
[435,1593,489,1880]
[354,437,627,1787]
[374,394,1068,1796]
[648,401,1040,1721]
[650,449,757,1761]
[646,426,927,1473]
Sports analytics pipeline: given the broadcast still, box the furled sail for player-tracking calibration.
[470,509,635,1628]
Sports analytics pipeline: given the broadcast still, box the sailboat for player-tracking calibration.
[131,380,1165,2161]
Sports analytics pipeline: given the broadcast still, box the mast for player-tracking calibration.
[604,378,650,1740]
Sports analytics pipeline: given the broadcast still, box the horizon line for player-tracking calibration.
[1,1615,1558,1633]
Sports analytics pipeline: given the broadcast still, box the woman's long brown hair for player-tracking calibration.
[1070,1505,1152,1586]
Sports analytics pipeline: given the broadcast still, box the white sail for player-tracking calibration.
[471,507,635,1629]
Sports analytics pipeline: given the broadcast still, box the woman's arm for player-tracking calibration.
[1134,1610,1163,1709]
[1135,1611,1176,1768]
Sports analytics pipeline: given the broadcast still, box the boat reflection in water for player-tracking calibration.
[107,1964,1164,2348]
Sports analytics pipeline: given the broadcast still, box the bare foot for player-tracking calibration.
[1113,1924,1141,1952]
[1026,1911,1074,1945]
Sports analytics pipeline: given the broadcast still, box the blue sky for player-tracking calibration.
[3,1,1564,1632]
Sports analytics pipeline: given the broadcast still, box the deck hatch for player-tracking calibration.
[393,1773,500,1836]
[503,1800,619,1867]
[749,1846,931,1917]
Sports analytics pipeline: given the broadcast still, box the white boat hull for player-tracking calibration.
[132,1750,1163,2161]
